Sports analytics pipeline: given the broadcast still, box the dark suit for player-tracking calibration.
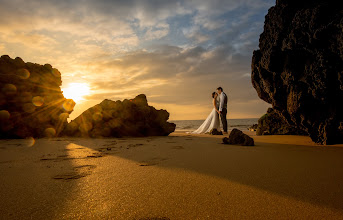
[219,92,228,132]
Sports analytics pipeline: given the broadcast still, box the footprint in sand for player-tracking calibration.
[53,172,89,180]
[126,143,144,149]
[40,152,105,161]
[102,141,117,147]
[40,157,79,161]
[74,164,97,170]
[53,165,96,181]
[86,152,103,158]
[171,146,184,150]
[138,157,168,166]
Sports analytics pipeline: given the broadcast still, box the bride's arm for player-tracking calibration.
[213,99,219,112]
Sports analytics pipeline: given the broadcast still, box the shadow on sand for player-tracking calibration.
[69,134,343,213]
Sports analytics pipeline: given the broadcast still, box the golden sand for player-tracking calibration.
[1,131,343,219]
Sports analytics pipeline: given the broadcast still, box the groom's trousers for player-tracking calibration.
[220,108,228,132]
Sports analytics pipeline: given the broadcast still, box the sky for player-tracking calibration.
[0,0,273,120]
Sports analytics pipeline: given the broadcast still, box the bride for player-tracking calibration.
[190,92,220,134]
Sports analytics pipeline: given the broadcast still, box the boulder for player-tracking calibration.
[223,129,254,146]
[62,94,176,137]
[209,128,223,135]
[0,55,75,138]
[256,108,307,135]
[251,0,343,144]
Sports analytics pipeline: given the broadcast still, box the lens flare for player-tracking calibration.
[51,69,60,77]
[63,100,75,112]
[44,128,56,138]
[0,110,10,120]
[59,113,69,121]
[2,84,17,95]
[16,68,30,79]
[62,83,90,103]
[25,137,35,147]
[23,103,36,113]
[32,96,44,107]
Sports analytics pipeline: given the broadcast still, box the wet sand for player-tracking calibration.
[1,131,343,219]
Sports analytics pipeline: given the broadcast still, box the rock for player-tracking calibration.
[223,129,254,146]
[248,124,258,131]
[256,108,307,136]
[62,94,176,137]
[0,55,75,138]
[209,128,223,135]
[251,0,343,144]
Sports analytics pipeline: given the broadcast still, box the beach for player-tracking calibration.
[1,131,343,219]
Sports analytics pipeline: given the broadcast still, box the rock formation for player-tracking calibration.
[251,0,343,144]
[209,128,223,135]
[256,108,307,135]
[223,129,255,146]
[0,55,75,138]
[62,94,176,137]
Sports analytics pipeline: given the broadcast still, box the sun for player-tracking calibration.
[62,83,90,102]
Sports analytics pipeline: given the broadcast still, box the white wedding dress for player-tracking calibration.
[190,97,220,134]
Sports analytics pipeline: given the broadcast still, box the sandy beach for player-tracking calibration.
[1,131,343,219]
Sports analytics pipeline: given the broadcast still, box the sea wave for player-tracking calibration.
[170,119,258,131]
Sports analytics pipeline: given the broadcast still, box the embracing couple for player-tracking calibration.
[190,87,228,134]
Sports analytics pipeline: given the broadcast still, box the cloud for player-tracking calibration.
[144,27,169,40]
[0,0,275,120]
[0,32,57,51]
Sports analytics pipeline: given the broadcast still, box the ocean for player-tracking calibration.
[170,118,258,132]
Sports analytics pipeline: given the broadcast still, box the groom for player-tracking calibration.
[217,87,228,134]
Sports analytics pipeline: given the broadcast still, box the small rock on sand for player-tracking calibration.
[223,128,254,146]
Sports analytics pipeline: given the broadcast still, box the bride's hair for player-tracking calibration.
[212,92,216,98]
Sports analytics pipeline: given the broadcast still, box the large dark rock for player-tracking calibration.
[223,129,254,146]
[251,0,343,144]
[257,108,307,135]
[0,55,75,138]
[62,94,176,137]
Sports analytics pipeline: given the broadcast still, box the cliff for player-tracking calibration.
[251,0,343,144]
[0,55,75,138]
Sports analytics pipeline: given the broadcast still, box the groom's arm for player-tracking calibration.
[219,93,224,112]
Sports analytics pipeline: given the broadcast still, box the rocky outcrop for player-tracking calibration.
[62,94,176,137]
[0,55,75,138]
[223,129,254,146]
[251,0,343,144]
[256,108,307,135]
[209,128,223,135]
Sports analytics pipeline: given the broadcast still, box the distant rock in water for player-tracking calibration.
[248,124,258,132]
[62,94,176,137]
[223,129,254,146]
[251,0,343,144]
[0,55,75,138]
[256,108,307,136]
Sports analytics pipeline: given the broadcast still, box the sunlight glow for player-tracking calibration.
[62,83,90,103]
